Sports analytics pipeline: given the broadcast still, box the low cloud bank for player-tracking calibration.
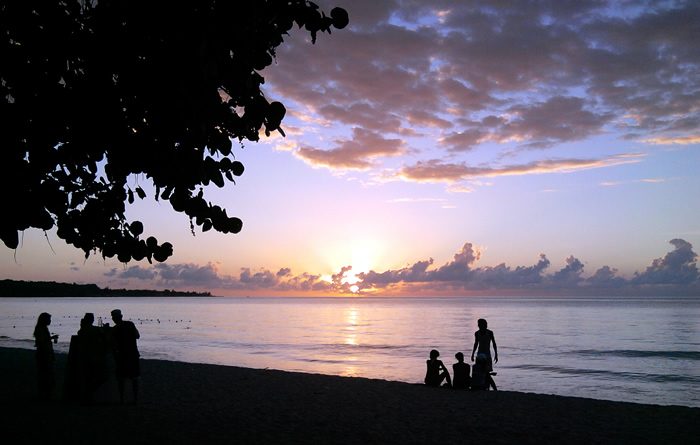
[106,239,699,296]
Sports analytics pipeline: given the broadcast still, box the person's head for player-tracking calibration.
[477,318,488,330]
[111,309,123,323]
[455,352,464,362]
[476,353,487,363]
[430,349,440,360]
[37,312,51,327]
[83,313,95,325]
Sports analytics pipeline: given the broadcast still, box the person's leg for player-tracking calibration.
[117,377,125,403]
[132,378,139,403]
[487,375,497,391]
[440,371,452,387]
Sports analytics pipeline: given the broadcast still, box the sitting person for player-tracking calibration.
[471,353,497,391]
[424,349,452,387]
[452,352,471,390]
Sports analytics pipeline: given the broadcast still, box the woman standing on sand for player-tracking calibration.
[33,312,58,400]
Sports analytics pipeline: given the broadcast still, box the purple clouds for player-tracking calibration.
[105,239,699,296]
[257,0,700,187]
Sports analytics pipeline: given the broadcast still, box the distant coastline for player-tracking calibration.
[0,279,213,298]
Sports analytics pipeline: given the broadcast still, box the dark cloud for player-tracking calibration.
[383,154,644,184]
[586,265,627,288]
[259,0,698,184]
[354,238,698,295]
[117,266,157,280]
[501,97,614,147]
[633,239,699,285]
[155,263,220,284]
[295,127,406,170]
[277,268,292,277]
[474,255,552,288]
[107,239,698,296]
[549,256,585,285]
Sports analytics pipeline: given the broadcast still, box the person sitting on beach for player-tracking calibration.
[452,352,471,390]
[424,349,452,388]
[471,318,498,372]
[471,353,497,391]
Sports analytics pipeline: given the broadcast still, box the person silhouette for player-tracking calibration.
[452,352,471,390]
[33,312,58,400]
[471,353,497,390]
[471,318,498,372]
[111,309,140,403]
[424,349,452,388]
[78,313,107,403]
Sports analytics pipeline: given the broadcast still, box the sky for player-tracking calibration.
[2,0,699,296]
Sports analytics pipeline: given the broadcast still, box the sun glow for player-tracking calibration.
[341,245,376,293]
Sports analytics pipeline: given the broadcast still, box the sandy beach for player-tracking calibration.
[1,346,697,444]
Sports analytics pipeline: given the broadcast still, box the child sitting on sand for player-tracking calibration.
[452,352,471,390]
[471,353,497,391]
[424,349,452,388]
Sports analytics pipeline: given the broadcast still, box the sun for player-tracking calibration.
[340,246,376,293]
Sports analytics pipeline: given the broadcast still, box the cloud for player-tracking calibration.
[382,153,644,185]
[106,239,698,296]
[586,266,627,288]
[155,263,221,284]
[633,239,699,285]
[257,0,698,185]
[500,97,614,147]
[549,256,585,286]
[295,127,407,170]
[112,265,157,280]
[353,238,698,295]
[641,136,700,146]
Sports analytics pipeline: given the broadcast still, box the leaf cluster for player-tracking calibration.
[0,0,347,262]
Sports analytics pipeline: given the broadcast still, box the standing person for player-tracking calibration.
[424,349,452,388]
[471,318,498,372]
[33,312,58,400]
[111,309,140,403]
[78,313,107,403]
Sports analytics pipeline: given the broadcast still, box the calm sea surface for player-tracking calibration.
[1,296,699,408]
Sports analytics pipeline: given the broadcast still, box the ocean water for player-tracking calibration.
[1,296,699,408]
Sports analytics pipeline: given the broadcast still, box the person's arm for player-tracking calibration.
[129,322,140,339]
[471,332,478,361]
[491,332,498,363]
[425,360,432,384]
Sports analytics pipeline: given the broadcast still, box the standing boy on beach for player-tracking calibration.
[111,309,140,403]
[471,318,497,372]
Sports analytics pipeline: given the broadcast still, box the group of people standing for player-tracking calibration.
[33,309,141,403]
[425,318,498,391]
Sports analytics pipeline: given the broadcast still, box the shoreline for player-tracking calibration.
[2,347,698,444]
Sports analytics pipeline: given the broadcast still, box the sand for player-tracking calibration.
[1,347,697,444]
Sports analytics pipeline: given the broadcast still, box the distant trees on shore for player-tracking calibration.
[0,279,212,298]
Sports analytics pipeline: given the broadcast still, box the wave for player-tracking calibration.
[509,364,700,384]
[570,349,700,360]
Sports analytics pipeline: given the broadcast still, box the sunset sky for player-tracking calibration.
[2,0,699,296]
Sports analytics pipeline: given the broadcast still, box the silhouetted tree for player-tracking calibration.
[0,0,348,262]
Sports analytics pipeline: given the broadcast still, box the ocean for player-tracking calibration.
[1,296,698,408]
